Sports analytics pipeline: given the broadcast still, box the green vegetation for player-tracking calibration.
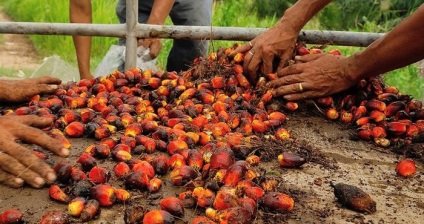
[1,0,423,99]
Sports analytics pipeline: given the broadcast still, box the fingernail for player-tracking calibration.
[61,148,70,157]
[48,85,58,90]
[47,172,57,183]
[34,177,45,186]
[14,177,24,185]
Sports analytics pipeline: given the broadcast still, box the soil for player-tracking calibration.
[0,7,40,71]
[0,105,423,224]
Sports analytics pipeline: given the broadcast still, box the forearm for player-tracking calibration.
[347,4,424,82]
[147,0,175,24]
[277,0,333,32]
[70,0,92,78]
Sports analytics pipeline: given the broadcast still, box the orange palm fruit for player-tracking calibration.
[366,99,386,112]
[387,122,407,136]
[233,52,244,63]
[68,197,85,217]
[80,199,100,222]
[316,96,333,107]
[275,128,291,141]
[235,73,251,88]
[244,186,265,201]
[148,177,163,192]
[179,88,196,101]
[187,149,204,170]
[261,179,278,192]
[159,197,185,217]
[353,105,367,121]
[124,123,143,137]
[49,185,70,203]
[284,101,298,112]
[223,161,248,187]
[328,49,342,55]
[356,117,370,126]
[94,126,112,140]
[114,162,131,179]
[64,121,85,137]
[88,166,110,184]
[372,126,387,139]
[211,76,226,89]
[326,108,339,120]
[340,110,353,124]
[369,110,386,123]
[167,139,189,155]
[193,187,216,208]
[90,184,116,207]
[357,127,373,141]
[170,165,198,186]
[206,207,251,224]
[384,101,405,117]
[260,192,294,212]
[246,155,260,166]
[168,153,186,170]
[143,210,174,224]
[132,161,155,179]
[213,190,239,210]
[209,147,235,170]
[278,152,306,168]
[114,188,131,203]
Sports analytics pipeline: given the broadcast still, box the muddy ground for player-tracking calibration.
[0,105,423,224]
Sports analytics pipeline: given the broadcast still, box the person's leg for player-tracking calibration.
[167,0,213,72]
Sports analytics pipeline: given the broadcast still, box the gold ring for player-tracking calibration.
[248,42,253,48]
[248,51,254,56]
[298,83,303,92]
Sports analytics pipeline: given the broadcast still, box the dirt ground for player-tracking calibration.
[0,106,423,224]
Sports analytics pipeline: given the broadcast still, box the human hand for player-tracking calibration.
[0,76,61,103]
[230,23,299,84]
[138,38,162,59]
[268,53,355,101]
[0,115,69,188]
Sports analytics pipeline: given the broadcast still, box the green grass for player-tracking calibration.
[1,0,423,99]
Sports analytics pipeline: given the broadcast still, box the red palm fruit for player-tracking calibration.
[278,152,306,168]
[191,216,215,224]
[252,119,268,133]
[369,110,386,122]
[113,144,131,154]
[124,123,142,137]
[340,110,353,124]
[140,120,159,134]
[168,154,186,170]
[261,192,294,212]
[91,83,107,94]
[223,162,248,187]
[236,73,251,89]
[326,108,339,120]
[88,166,110,184]
[226,75,239,87]
[94,126,111,140]
[151,155,169,175]
[387,122,407,136]
[207,207,251,224]
[239,119,253,134]
[198,82,213,90]
[260,90,273,103]
[40,210,70,224]
[132,161,155,179]
[372,126,387,139]
[356,117,370,126]
[209,147,235,170]
[228,113,241,129]
[384,101,406,117]
[212,101,227,113]
[114,188,131,203]
[396,159,416,177]
[268,111,287,123]
[275,128,291,141]
[353,105,367,121]
[407,99,422,112]
[357,127,373,141]
[121,113,134,128]
[198,131,212,145]
[91,144,110,159]
[309,48,323,54]
[366,99,386,112]
[68,197,85,217]
[15,106,33,115]
[406,124,419,138]
[191,115,209,128]
[90,184,116,207]
[179,88,196,101]
[170,165,198,186]
[49,185,70,203]
[80,199,100,222]
[167,139,189,155]
[328,49,342,55]
[112,150,132,162]
[148,177,163,192]
[79,108,96,123]
[179,190,195,208]
[125,171,150,190]
[54,162,72,183]
[187,149,204,170]
[160,197,185,217]
[213,190,239,210]
[211,76,226,89]
[120,136,136,149]
[238,197,257,218]
[71,167,87,182]
[193,187,216,208]
[245,168,260,181]
[297,46,310,55]
[114,162,130,179]
[233,52,244,63]
[232,64,243,73]
[1,209,24,224]
[316,96,333,107]
[243,186,265,201]
[284,101,298,112]
[64,121,85,137]
[143,210,174,224]
[374,138,390,147]
[212,169,227,183]
[148,77,161,89]
[78,152,97,170]
[246,155,260,166]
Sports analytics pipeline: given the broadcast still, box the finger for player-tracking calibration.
[0,151,47,188]
[11,115,53,128]
[276,64,303,77]
[0,139,57,184]
[229,42,252,57]
[0,167,24,188]
[36,84,60,94]
[246,54,262,84]
[34,76,62,85]
[12,123,69,157]
[149,41,162,59]
[273,82,309,97]
[277,51,294,71]
[262,53,275,75]
[294,53,326,63]
[284,91,317,101]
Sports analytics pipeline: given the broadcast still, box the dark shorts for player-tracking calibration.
[116,0,213,72]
